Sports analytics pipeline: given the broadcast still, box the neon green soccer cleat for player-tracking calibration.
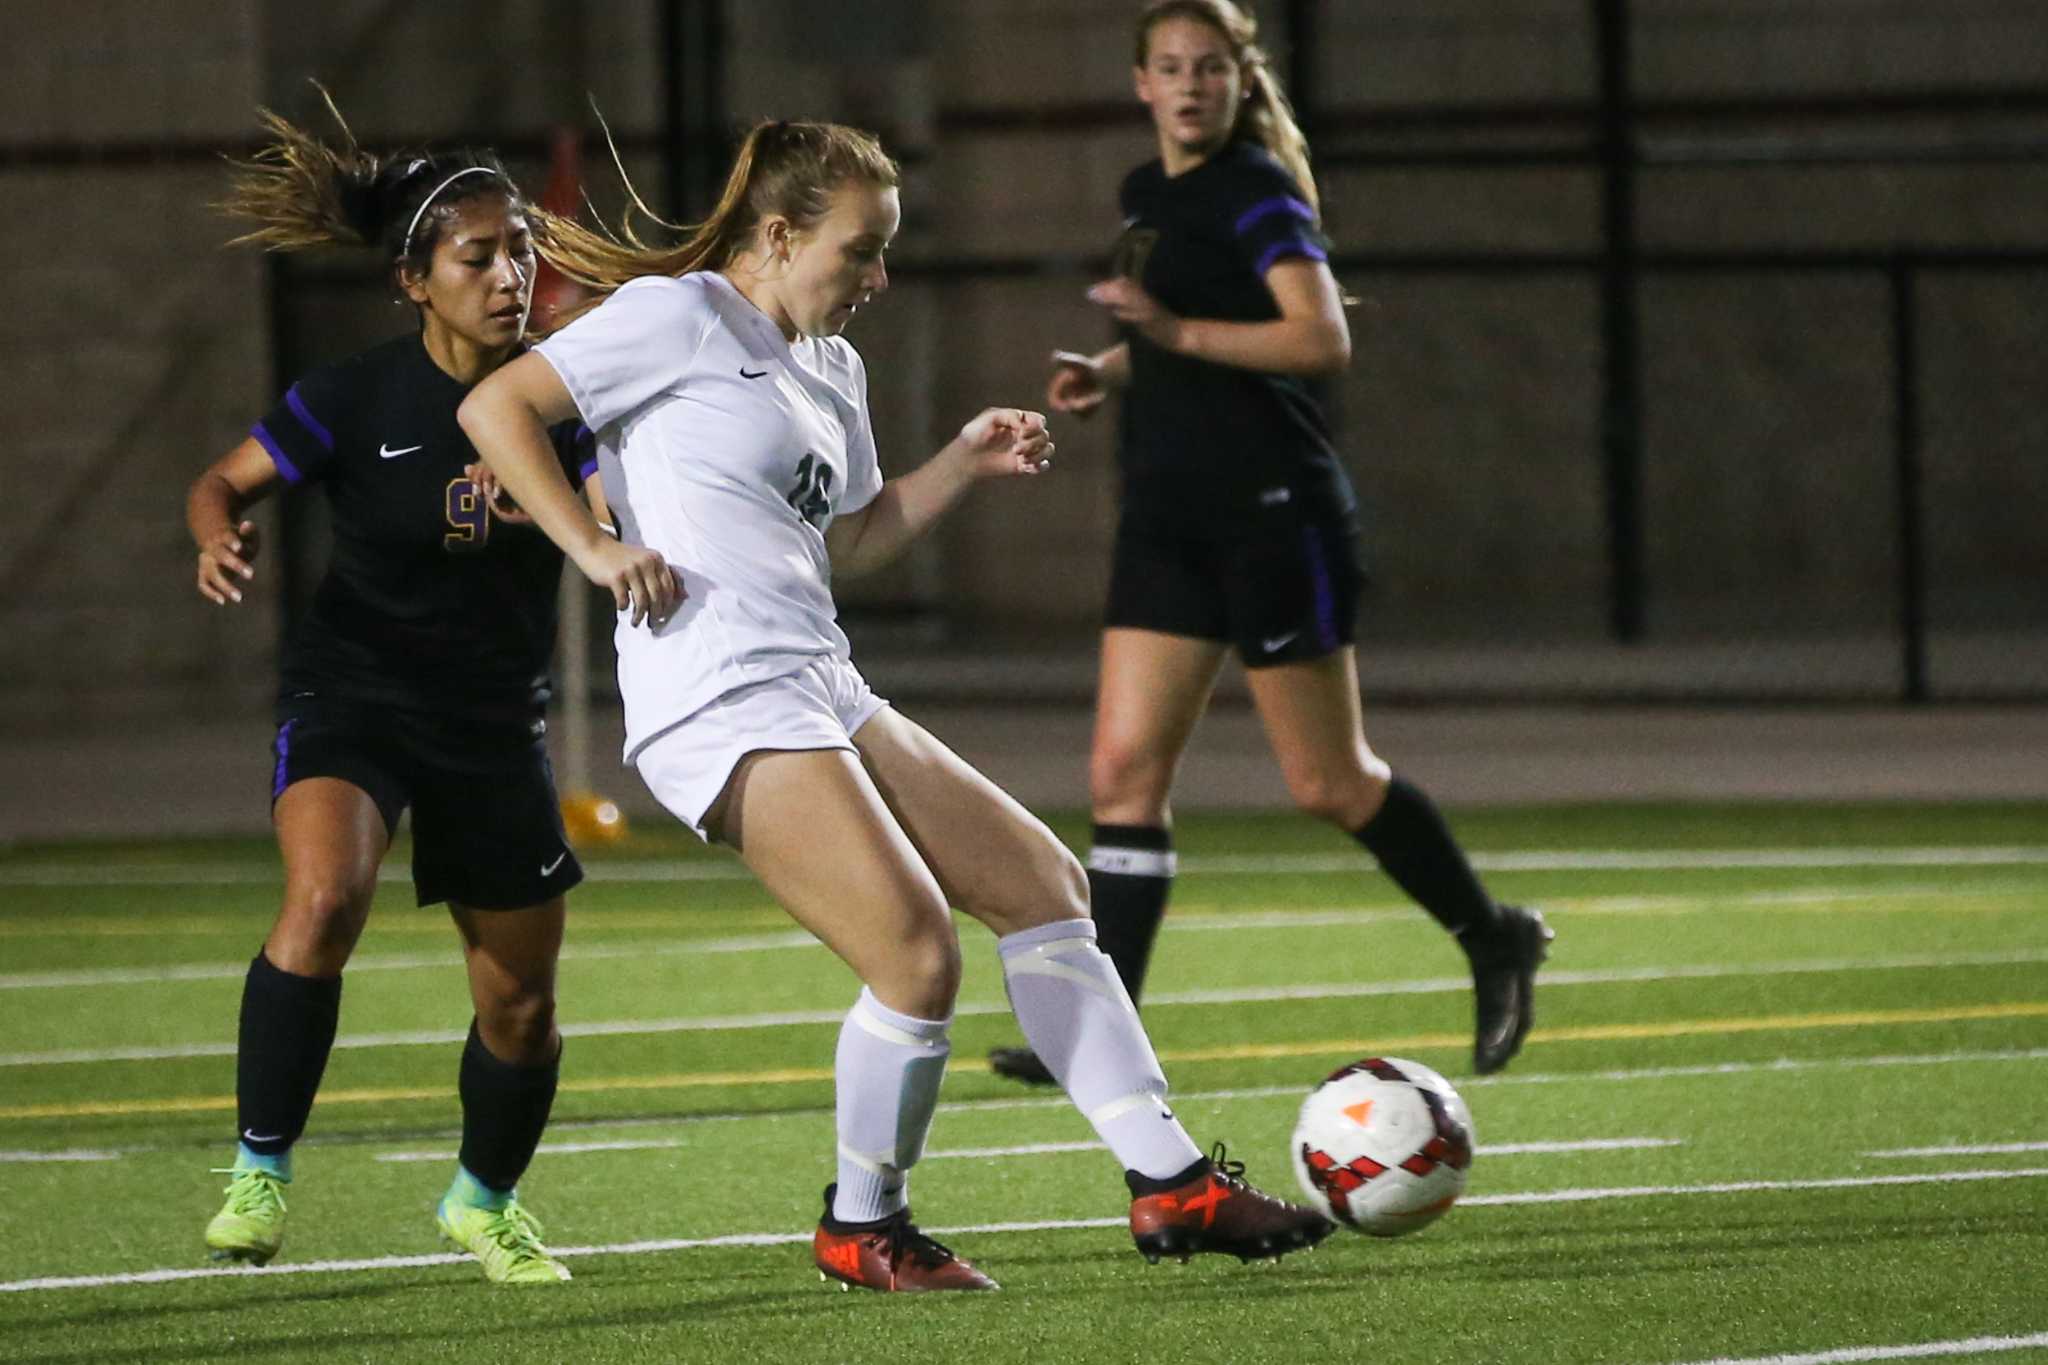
[205,1167,288,1265]
[436,1196,573,1285]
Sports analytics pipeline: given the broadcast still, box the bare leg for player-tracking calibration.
[1242,646,1392,831]
[1089,628,1227,826]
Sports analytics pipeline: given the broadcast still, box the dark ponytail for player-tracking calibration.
[220,83,523,277]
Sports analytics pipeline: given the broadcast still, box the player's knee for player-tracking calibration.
[1285,766,1382,829]
[271,877,374,972]
[1090,741,1170,818]
[963,834,1088,936]
[478,988,558,1064]
[870,924,961,1020]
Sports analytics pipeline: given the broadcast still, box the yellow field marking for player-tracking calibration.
[6,1001,2046,1122]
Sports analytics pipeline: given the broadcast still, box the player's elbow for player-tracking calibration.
[1306,323,1351,377]
[454,388,496,448]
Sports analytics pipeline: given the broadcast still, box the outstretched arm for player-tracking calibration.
[1088,258,1350,377]
[458,352,679,625]
[187,437,284,606]
[825,408,1054,578]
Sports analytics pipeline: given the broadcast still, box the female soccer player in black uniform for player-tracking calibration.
[183,96,644,1283]
[989,0,1552,1088]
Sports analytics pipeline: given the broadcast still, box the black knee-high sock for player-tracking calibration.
[1349,776,1502,940]
[235,952,342,1156]
[457,1020,561,1193]
[1086,823,1176,1006]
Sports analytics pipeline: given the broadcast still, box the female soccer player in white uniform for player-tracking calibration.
[458,119,1330,1291]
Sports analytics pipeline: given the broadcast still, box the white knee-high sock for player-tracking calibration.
[998,919,1203,1180]
[832,987,952,1223]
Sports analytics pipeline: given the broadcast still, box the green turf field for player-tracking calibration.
[3,802,2046,1364]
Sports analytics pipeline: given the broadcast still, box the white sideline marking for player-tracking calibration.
[5,1164,2044,1295]
[4,875,2037,992]
[0,931,820,992]
[1667,1330,2048,1364]
[1865,1141,2048,1158]
[372,1134,1677,1166]
[1464,1165,2048,1206]
[0,1149,119,1163]
[5,844,2048,890]
[11,945,2047,1065]
[7,1048,2041,1167]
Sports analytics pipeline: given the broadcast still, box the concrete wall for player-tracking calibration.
[2,0,2045,730]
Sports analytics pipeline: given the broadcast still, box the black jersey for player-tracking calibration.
[1114,141,1355,535]
[251,333,594,718]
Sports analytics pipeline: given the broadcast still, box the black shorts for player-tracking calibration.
[268,696,582,910]
[1104,508,1363,667]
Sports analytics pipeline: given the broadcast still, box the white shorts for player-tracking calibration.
[634,655,889,841]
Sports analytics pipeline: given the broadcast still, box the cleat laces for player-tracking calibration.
[209,1167,286,1217]
[883,1217,961,1274]
[479,1203,551,1263]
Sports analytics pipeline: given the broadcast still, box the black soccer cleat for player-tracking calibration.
[1128,1144,1332,1264]
[1466,904,1553,1075]
[986,1045,1059,1087]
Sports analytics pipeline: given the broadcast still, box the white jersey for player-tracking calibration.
[536,271,883,760]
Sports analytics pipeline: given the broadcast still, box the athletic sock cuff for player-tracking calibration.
[462,1019,563,1079]
[248,951,341,1007]
[851,987,951,1044]
[1090,823,1173,851]
[996,917,1099,959]
[1087,824,1177,878]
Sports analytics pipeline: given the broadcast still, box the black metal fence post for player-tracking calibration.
[1889,256,1931,703]
[1594,0,1647,643]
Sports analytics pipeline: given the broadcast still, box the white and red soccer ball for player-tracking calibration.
[1291,1056,1474,1237]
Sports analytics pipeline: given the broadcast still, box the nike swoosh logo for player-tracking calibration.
[378,443,422,459]
[540,851,568,876]
[1260,632,1299,653]
[739,367,769,380]
[242,1130,283,1143]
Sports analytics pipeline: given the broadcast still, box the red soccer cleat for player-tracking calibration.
[812,1185,999,1292]
[1128,1144,1333,1264]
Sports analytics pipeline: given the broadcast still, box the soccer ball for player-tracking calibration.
[1291,1056,1474,1237]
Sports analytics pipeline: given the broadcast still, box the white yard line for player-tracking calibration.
[6,1047,2040,1166]
[1667,1330,2048,1365]
[10,945,2047,1066]
[5,872,2038,992]
[1865,1142,2048,1158]
[5,845,2048,890]
[4,1163,2043,1295]
[371,1134,1677,1166]
[0,1149,120,1163]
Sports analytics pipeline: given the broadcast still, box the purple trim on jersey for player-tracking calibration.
[271,719,297,800]
[1302,525,1339,651]
[1252,237,1328,278]
[1233,194,1316,236]
[285,383,335,452]
[251,422,305,485]
[573,424,598,483]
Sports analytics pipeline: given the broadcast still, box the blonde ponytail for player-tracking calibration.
[534,117,899,298]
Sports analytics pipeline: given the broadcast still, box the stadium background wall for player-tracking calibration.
[1,0,2044,731]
